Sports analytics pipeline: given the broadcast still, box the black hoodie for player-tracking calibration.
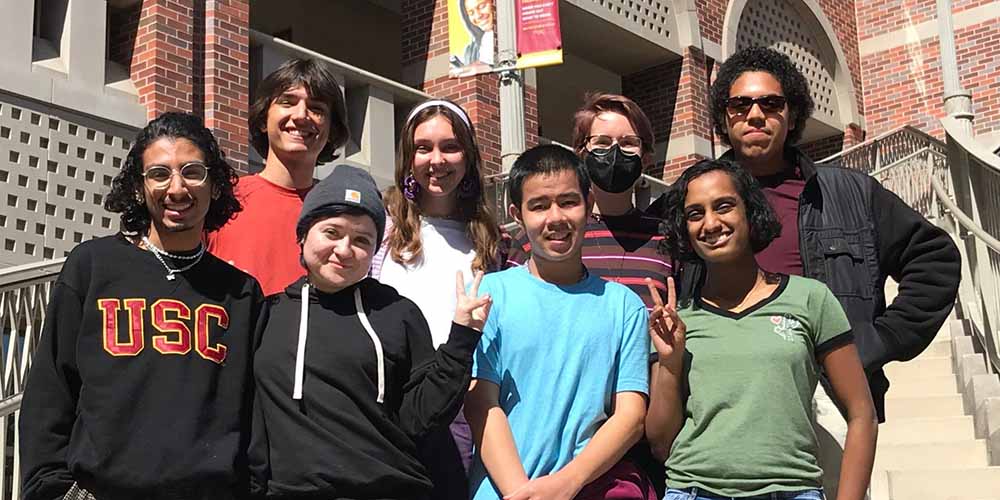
[249,276,480,499]
[19,234,265,500]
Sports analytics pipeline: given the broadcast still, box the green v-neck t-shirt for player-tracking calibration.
[664,274,852,497]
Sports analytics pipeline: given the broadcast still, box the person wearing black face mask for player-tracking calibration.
[504,93,673,498]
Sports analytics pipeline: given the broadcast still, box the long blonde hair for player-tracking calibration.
[384,100,500,272]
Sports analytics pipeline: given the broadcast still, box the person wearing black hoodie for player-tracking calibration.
[248,165,492,499]
[19,113,265,500]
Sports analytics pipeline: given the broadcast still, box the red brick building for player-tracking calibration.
[2,0,999,266]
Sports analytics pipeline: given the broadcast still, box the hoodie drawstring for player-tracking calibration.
[291,283,385,404]
[354,288,385,404]
[293,283,310,400]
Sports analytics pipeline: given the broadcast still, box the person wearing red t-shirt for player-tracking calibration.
[206,58,349,295]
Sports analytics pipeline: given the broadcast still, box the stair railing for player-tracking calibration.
[819,123,1000,376]
[0,258,65,499]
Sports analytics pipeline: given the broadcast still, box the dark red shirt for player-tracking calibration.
[755,167,806,276]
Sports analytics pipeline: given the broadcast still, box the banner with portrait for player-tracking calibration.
[515,0,562,69]
[448,0,497,77]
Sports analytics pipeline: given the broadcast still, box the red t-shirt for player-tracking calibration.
[755,168,806,276]
[206,175,311,295]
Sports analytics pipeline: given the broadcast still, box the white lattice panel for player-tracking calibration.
[589,0,672,38]
[0,96,136,267]
[736,0,840,121]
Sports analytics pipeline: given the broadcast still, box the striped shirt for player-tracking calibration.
[506,209,673,310]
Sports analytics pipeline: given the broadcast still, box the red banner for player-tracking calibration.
[516,0,563,69]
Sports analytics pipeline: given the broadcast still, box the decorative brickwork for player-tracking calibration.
[203,0,250,172]
[856,0,993,40]
[131,0,196,120]
[695,0,728,45]
[860,18,1000,139]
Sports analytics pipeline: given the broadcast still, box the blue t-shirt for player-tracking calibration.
[468,266,649,500]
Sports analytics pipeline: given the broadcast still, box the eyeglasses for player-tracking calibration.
[725,95,787,115]
[142,162,210,188]
[585,135,643,155]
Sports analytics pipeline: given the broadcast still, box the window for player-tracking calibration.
[32,0,69,63]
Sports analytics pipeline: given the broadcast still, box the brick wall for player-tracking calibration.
[203,0,251,171]
[858,3,1000,139]
[131,0,195,119]
[124,0,250,170]
[856,0,993,40]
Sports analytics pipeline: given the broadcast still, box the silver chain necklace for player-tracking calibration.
[141,236,205,281]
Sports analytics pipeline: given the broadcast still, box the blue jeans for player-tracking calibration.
[664,487,824,500]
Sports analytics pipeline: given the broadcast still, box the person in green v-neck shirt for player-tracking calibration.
[645,159,877,500]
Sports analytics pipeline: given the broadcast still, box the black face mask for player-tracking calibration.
[583,145,644,193]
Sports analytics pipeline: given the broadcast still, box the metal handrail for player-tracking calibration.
[823,121,999,376]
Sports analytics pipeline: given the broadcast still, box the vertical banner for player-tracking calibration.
[516,0,562,69]
[449,0,497,77]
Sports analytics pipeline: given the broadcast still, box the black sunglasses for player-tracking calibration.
[725,95,787,114]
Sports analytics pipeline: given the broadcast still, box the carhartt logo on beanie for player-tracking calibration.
[296,165,386,248]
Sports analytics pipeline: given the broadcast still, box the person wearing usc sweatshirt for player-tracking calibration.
[19,112,265,500]
[248,165,492,499]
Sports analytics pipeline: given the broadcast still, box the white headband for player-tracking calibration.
[405,100,473,130]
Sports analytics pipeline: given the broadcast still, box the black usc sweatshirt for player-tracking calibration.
[19,234,265,500]
[249,276,480,499]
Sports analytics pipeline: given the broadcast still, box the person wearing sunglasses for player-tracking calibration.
[669,45,960,498]
[20,112,265,500]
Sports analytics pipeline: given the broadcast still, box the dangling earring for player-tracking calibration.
[403,174,420,201]
[458,176,477,199]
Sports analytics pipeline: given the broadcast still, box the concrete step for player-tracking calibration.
[878,416,975,445]
[874,440,990,471]
[886,374,959,398]
[884,356,954,379]
[916,338,955,359]
[885,467,1000,499]
[883,394,966,419]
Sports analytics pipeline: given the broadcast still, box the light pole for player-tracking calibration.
[496,0,526,172]
[936,0,974,134]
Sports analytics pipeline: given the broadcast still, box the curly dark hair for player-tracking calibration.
[710,46,814,146]
[248,58,349,165]
[659,159,781,263]
[104,112,241,233]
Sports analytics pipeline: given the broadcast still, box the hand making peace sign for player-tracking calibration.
[453,271,492,332]
[647,276,686,372]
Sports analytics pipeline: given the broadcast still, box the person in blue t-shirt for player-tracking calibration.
[464,145,654,500]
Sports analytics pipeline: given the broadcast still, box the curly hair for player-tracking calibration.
[248,58,349,165]
[104,112,241,233]
[383,99,500,273]
[710,46,814,146]
[658,159,781,263]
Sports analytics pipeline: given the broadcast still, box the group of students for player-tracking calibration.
[19,46,961,500]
